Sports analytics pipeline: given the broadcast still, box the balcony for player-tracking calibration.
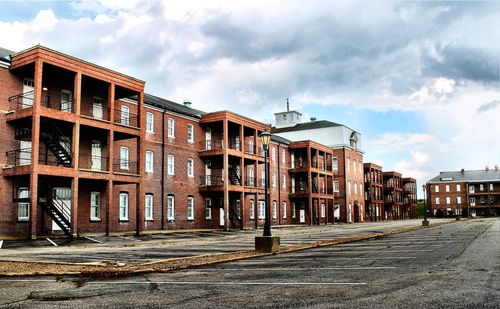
[8,91,75,113]
[79,154,109,172]
[244,142,257,155]
[8,92,34,110]
[291,186,309,194]
[200,140,223,152]
[6,149,74,168]
[290,159,308,169]
[245,177,257,187]
[228,138,241,151]
[114,108,138,128]
[113,159,138,174]
[199,175,224,187]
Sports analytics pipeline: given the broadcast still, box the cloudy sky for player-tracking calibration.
[1,0,499,195]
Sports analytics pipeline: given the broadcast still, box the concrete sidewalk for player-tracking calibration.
[0,219,454,267]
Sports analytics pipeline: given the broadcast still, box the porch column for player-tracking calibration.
[71,177,79,238]
[106,180,113,236]
[223,119,229,231]
[74,72,82,115]
[136,91,145,235]
[307,148,313,226]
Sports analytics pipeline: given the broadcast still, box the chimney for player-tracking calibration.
[461,169,464,174]
[183,101,192,108]
[286,98,289,112]
[310,117,316,122]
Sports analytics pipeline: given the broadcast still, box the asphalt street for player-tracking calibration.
[0,218,498,308]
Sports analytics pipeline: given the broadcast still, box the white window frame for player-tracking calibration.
[282,174,286,190]
[187,123,194,143]
[457,196,462,204]
[272,201,277,219]
[17,187,29,221]
[489,183,494,191]
[121,105,130,126]
[119,192,129,221]
[333,157,338,172]
[167,195,175,220]
[249,199,255,220]
[281,149,286,164]
[321,203,326,218]
[435,185,439,193]
[348,180,351,194]
[146,112,154,133]
[353,159,357,173]
[90,191,101,221]
[187,158,194,178]
[258,200,265,219]
[456,184,461,192]
[446,196,451,205]
[187,196,195,220]
[272,172,276,188]
[168,118,175,138]
[445,185,450,192]
[145,194,153,221]
[480,184,484,191]
[435,197,440,205]
[167,155,175,175]
[145,151,154,173]
[354,181,358,194]
[282,201,287,219]
[205,198,212,220]
[271,147,276,161]
[292,202,296,218]
[120,146,129,170]
[334,181,340,193]
[470,197,475,206]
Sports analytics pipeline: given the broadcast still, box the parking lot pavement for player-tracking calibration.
[0,219,453,265]
[0,218,498,308]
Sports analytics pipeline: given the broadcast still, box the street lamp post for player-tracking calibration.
[254,129,280,253]
[260,129,272,237]
[422,184,429,226]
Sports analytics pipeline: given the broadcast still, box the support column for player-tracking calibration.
[74,72,82,115]
[136,91,145,235]
[307,148,313,226]
[223,120,229,231]
[71,177,79,237]
[30,58,43,240]
[106,180,113,236]
[240,192,245,229]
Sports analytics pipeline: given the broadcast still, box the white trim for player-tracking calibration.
[143,104,201,122]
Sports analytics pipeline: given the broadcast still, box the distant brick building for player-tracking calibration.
[426,169,500,217]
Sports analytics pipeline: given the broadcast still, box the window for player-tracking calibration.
[167,196,175,220]
[456,184,461,192]
[489,183,494,191]
[359,161,362,174]
[446,197,451,204]
[271,147,276,161]
[119,192,129,221]
[282,201,287,219]
[348,181,351,194]
[321,203,326,218]
[121,105,130,126]
[282,174,286,190]
[354,181,358,194]
[435,185,439,193]
[292,202,296,218]
[145,194,153,220]
[281,149,286,164]
[347,158,350,172]
[187,197,194,220]
[334,181,340,193]
[470,197,475,205]
[353,159,357,173]
[469,185,475,193]
[17,188,29,221]
[261,171,265,187]
[480,196,485,204]
[167,155,175,175]
[272,172,276,188]
[168,118,175,138]
[258,201,265,219]
[187,158,194,177]
[205,198,212,219]
[236,200,241,219]
[445,185,450,192]
[249,200,255,219]
[90,191,101,221]
[457,196,462,204]
[480,184,484,191]
[120,147,129,170]
[187,124,194,143]
[332,157,338,172]
[272,201,277,219]
[145,151,154,173]
[359,183,363,195]
[146,112,154,133]
[435,197,440,205]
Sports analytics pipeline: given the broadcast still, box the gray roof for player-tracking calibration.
[271,134,291,145]
[272,120,342,133]
[0,46,15,62]
[143,93,205,119]
[428,169,500,183]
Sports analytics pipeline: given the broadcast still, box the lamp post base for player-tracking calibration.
[422,220,430,226]
[255,236,280,253]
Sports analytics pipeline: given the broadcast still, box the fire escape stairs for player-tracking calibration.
[228,166,241,186]
[38,180,73,238]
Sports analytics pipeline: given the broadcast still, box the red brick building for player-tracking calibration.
[426,169,500,217]
[363,163,384,221]
[383,171,403,220]
[402,177,417,219]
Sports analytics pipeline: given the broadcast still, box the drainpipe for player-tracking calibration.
[277,142,282,225]
[161,108,166,230]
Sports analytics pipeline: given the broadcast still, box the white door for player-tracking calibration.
[291,177,295,193]
[291,152,295,168]
[348,203,352,223]
[205,127,212,150]
[120,147,129,170]
[299,209,306,223]
[52,187,71,231]
[91,140,102,171]
[92,97,103,119]
[248,167,254,186]
[22,78,34,107]
[205,160,211,185]
[121,105,130,126]
[19,141,32,165]
[61,90,72,112]
[220,208,225,226]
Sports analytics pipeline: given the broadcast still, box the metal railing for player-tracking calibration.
[8,91,34,110]
[79,154,109,171]
[41,93,75,113]
[113,159,138,174]
[291,159,308,169]
[80,99,110,121]
[291,186,309,194]
[245,177,257,187]
[244,142,256,155]
[200,140,223,151]
[199,175,224,186]
[114,108,138,127]
[229,138,241,151]
[6,149,32,166]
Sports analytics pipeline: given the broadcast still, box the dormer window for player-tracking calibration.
[350,132,359,150]
[283,114,287,120]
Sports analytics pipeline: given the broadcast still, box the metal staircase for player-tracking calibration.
[228,166,241,185]
[229,203,242,229]
[40,121,72,167]
[39,182,72,238]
